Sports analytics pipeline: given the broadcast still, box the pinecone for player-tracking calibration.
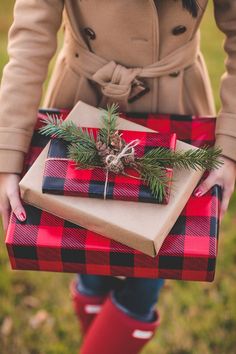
[96,140,107,151]
[110,131,125,150]
[106,155,125,174]
[96,135,135,174]
[123,154,135,165]
[96,140,103,150]
[96,140,111,158]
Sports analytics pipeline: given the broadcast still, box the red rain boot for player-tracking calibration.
[80,294,160,354]
[70,280,107,335]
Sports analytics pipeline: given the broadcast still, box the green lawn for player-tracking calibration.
[0,2,236,354]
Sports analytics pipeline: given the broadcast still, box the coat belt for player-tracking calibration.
[65,32,200,108]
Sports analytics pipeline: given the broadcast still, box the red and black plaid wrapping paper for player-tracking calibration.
[121,112,216,148]
[42,128,176,204]
[22,109,70,175]
[5,109,221,282]
[6,186,220,282]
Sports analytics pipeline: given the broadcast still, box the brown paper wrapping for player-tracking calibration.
[19,101,204,257]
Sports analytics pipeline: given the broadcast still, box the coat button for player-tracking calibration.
[169,71,180,77]
[84,27,96,40]
[172,25,187,35]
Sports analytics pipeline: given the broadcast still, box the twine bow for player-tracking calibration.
[103,139,140,199]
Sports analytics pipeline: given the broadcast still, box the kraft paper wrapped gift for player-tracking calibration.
[19,102,206,257]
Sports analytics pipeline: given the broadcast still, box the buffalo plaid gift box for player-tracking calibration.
[122,112,216,148]
[42,128,176,204]
[5,108,221,282]
[6,185,220,282]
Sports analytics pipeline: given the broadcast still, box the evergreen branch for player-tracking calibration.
[39,114,64,136]
[39,114,97,147]
[139,145,223,171]
[67,142,101,168]
[138,162,170,201]
[98,104,119,144]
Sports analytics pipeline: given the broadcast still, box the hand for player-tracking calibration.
[194,155,236,222]
[0,173,26,233]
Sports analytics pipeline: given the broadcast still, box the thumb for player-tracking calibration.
[194,174,215,197]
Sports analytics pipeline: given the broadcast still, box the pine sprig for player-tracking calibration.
[139,163,170,200]
[98,104,119,144]
[39,114,97,147]
[68,142,101,169]
[139,145,223,171]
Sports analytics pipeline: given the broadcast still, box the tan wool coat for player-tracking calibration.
[0,0,236,174]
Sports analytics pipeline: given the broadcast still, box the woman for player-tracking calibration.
[0,1,236,353]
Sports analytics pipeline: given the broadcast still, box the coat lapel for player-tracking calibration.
[182,0,199,17]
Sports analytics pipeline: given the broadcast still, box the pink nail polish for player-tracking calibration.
[18,212,26,221]
[194,189,202,197]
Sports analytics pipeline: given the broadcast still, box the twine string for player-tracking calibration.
[105,139,140,169]
[104,170,109,200]
[103,139,140,199]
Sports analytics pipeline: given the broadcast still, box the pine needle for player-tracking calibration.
[139,145,223,171]
[99,104,119,144]
[139,162,170,201]
[39,114,97,147]
[67,142,101,168]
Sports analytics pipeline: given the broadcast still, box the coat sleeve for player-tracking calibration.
[0,0,64,173]
[213,0,236,162]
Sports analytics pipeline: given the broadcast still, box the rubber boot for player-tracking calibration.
[70,280,107,335]
[80,294,160,354]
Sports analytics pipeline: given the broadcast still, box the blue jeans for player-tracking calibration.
[77,274,164,322]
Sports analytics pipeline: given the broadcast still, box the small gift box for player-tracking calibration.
[6,184,221,282]
[19,102,206,257]
[42,128,176,204]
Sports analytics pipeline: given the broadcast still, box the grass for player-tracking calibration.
[0,2,236,354]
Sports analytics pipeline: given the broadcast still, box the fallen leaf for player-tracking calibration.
[22,296,40,308]
[13,284,25,295]
[29,310,49,329]
[1,317,13,336]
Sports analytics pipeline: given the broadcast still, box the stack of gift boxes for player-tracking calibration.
[5,102,221,282]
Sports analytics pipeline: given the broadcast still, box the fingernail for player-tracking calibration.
[194,188,203,197]
[18,212,26,221]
